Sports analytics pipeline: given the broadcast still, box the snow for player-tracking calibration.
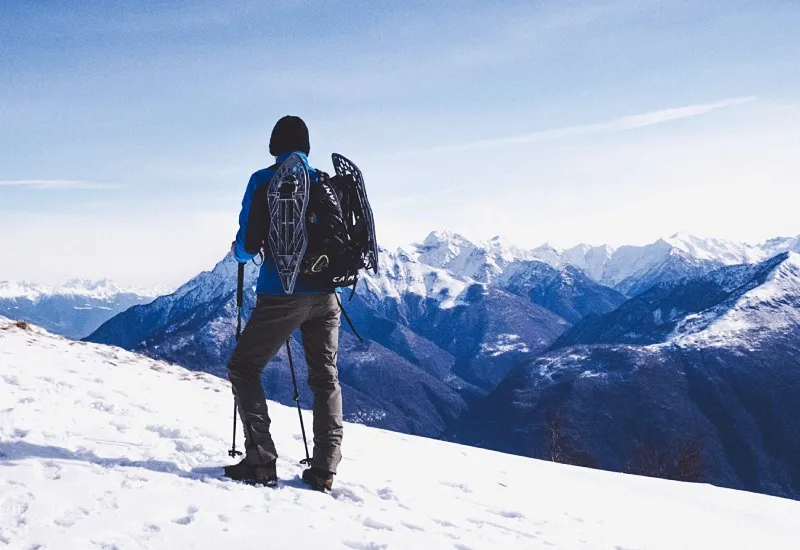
[562,244,614,281]
[0,281,47,301]
[412,232,510,283]
[361,248,474,310]
[2,319,799,549]
[663,233,764,265]
[480,333,530,357]
[0,279,169,301]
[672,252,800,348]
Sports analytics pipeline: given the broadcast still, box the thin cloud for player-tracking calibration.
[400,96,758,156]
[0,180,120,190]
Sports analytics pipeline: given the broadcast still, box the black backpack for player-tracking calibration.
[244,163,377,294]
[300,170,371,291]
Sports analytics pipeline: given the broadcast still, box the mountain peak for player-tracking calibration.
[421,230,473,246]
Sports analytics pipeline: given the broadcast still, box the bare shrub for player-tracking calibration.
[546,414,598,469]
[627,436,705,482]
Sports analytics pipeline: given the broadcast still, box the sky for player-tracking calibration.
[1,0,799,287]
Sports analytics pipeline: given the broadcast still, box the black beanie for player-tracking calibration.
[269,115,310,157]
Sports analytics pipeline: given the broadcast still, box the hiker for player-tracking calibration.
[224,115,342,491]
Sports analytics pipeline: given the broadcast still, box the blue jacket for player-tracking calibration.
[233,151,331,295]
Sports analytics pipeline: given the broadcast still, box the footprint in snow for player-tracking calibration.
[441,481,473,494]
[42,461,63,481]
[330,486,365,504]
[11,428,29,438]
[146,425,183,439]
[376,487,409,509]
[490,508,525,519]
[466,517,537,539]
[91,401,121,414]
[343,541,388,550]
[1,374,20,385]
[362,517,394,531]
[433,519,458,528]
[53,507,90,528]
[172,506,199,525]
[109,420,128,433]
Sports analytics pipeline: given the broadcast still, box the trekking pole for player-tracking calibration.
[285,339,312,465]
[228,262,246,458]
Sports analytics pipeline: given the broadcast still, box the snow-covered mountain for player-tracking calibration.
[458,252,800,499]
[413,230,800,296]
[3,317,799,549]
[355,246,575,389]
[87,232,632,427]
[0,279,168,339]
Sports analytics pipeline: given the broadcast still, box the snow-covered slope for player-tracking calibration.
[363,246,475,311]
[553,252,800,349]
[673,252,800,347]
[2,318,798,549]
[0,279,168,339]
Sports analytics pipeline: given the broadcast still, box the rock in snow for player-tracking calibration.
[1,317,799,549]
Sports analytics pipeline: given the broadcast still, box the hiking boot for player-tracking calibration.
[301,466,334,492]
[223,458,278,487]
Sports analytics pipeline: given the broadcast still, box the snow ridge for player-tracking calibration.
[0,279,169,301]
[408,230,800,291]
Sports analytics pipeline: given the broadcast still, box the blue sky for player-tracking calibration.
[1,0,799,286]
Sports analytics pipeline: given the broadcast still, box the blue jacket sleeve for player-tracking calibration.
[233,173,258,264]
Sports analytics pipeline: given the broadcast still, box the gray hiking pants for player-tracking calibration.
[227,294,343,474]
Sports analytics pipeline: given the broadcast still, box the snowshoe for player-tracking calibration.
[267,152,311,294]
[331,153,379,275]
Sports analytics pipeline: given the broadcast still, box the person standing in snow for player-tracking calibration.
[224,116,342,491]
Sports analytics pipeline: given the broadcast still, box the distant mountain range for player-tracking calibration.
[0,279,168,339]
